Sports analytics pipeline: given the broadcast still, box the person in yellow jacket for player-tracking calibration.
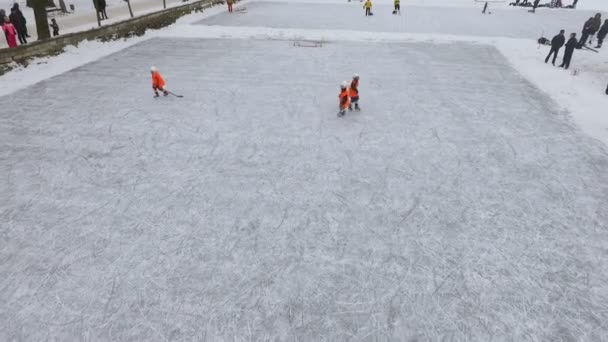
[394,0,400,14]
[363,0,372,16]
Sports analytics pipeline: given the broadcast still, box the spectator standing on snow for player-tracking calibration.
[363,0,372,16]
[50,18,59,36]
[9,4,27,44]
[532,0,540,12]
[96,0,108,20]
[578,17,594,47]
[227,0,233,13]
[545,30,565,65]
[588,13,602,45]
[559,33,577,69]
[394,0,400,14]
[10,4,28,37]
[596,19,608,48]
[2,17,18,48]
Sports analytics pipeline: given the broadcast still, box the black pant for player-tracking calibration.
[578,31,590,46]
[545,47,560,64]
[16,28,27,44]
[597,36,604,47]
[560,49,573,68]
[365,8,371,16]
[394,4,400,11]
[99,9,108,19]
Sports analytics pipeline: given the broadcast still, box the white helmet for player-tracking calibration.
[150,66,157,72]
[340,81,348,89]
[353,73,359,79]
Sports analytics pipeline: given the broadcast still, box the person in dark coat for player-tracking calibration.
[545,30,565,65]
[532,0,540,12]
[95,0,108,20]
[596,20,608,48]
[50,18,59,36]
[559,33,577,69]
[9,4,27,44]
[578,17,594,47]
[10,4,27,37]
[588,13,602,45]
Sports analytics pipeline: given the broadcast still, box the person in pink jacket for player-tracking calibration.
[2,18,18,48]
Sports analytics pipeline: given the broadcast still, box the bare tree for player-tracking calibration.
[26,0,51,40]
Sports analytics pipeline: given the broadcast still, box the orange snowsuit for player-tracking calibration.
[349,79,359,100]
[152,71,166,90]
[339,89,350,110]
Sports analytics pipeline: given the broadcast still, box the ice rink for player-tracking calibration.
[2,1,608,341]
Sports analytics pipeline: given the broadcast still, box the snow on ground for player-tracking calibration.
[0,0,187,48]
[1,0,608,340]
[3,36,608,341]
[198,1,598,39]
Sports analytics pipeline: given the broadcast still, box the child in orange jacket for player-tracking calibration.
[150,66,169,97]
[348,73,360,111]
[338,81,351,117]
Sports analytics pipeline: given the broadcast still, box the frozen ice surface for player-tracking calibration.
[196,1,599,39]
[2,37,608,340]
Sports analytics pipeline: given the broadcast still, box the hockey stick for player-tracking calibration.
[167,90,184,98]
[582,45,599,53]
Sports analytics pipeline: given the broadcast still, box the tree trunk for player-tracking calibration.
[126,0,134,18]
[27,0,51,40]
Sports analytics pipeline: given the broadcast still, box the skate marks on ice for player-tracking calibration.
[195,1,598,40]
[2,38,608,340]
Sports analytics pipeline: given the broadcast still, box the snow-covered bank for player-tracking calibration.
[0,1,230,96]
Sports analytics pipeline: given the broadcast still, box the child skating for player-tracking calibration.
[348,74,360,111]
[338,81,351,117]
[150,67,169,98]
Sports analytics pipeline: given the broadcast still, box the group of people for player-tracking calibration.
[359,0,401,17]
[579,13,607,48]
[510,0,578,9]
[544,30,578,68]
[1,4,29,48]
[543,14,608,68]
[1,4,61,49]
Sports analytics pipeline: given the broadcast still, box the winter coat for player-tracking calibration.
[583,18,594,34]
[551,34,565,48]
[597,21,608,39]
[590,16,602,34]
[9,5,26,31]
[2,22,18,47]
[9,10,26,32]
[151,71,166,89]
[97,0,107,9]
[565,37,577,51]
[363,0,372,9]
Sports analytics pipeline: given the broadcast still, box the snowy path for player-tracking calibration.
[2,37,608,340]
